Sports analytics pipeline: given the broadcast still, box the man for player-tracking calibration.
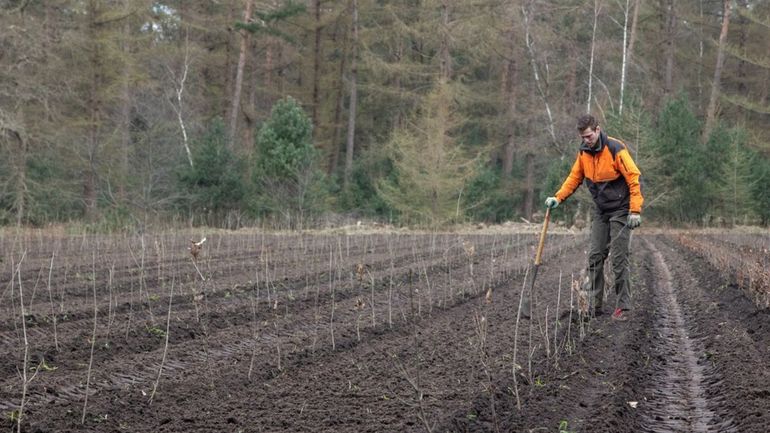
[545,114,643,320]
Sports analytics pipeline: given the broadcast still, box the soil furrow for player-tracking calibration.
[1,234,577,419]
[5,230,767,433]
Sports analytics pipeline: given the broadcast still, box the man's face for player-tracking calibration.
[579,126,600,148]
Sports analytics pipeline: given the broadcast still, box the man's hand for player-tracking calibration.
[545,197,559,209]
[627,213,641,229]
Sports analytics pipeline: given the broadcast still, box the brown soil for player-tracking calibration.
[1,231,768,432]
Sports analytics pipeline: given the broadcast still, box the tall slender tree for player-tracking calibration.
[703,0,732,141]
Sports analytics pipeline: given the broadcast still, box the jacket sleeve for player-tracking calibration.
[617,149,643,213]
[554,154,584,203]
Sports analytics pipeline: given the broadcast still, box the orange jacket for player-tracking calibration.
[555,132,643,213]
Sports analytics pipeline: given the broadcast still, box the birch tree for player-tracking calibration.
[619,0,640,115]
[521,0,557,147]
[586,0,601,113]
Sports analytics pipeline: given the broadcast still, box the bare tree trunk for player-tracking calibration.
[501,53,517,179]
[522,1,558,150]
[586,0,601,113]
[8,127,27,226]
[343,0,358,192]
[439,0,452,81]
[0,108,28,225]
[329,31,347,176]
[735,0,748,96]
[697,0,705,110]
[84,0,100,221]
[762,36,770,106]
[392,38,404,131]
[265,37,274,107]
[662,0,676,96]
[223,3,237,119]
[565,53,577,112]
[703,0,732,141]
[173,31,193,168]
[229,0,254,148]
[523,151,535,219]
[244,51,258,152]
[619,0,640,115]
[312,0,322,138]
[119,12,132,201]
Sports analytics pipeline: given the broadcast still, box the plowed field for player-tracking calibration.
[2,228,769,432]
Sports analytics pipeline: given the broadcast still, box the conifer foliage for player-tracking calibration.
[252,97,327,224]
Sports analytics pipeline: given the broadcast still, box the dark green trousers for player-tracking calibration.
[585,208,633,312]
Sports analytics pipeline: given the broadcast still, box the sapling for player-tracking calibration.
[512,267,530,410]
[463,240,475,279]
[393,355,434,433]
[553,270,562,365]
[354,297,365,341]
[421,262,432,315]
[566,274,575,356]
[190,240,206,281]
[369,270,376,326]
[329,245,335,351]
[387,238,395,328]
[472,311,500,433]
[13,252,41,433]
[149,274,175,403]
[27,265,44,307]
[125,271,136,342]
[82,252,98,424]
[105,262,116,344]
[544,306,551,359]
[247,288,259,381]
[391,268,434,433]
[46,252,60,352]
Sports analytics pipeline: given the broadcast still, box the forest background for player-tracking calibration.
[1,0,769,230]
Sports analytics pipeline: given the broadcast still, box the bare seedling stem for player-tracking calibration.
[554,270,562,365]
[149,275,175,403]
[368,270,376,327]
[14,252,38,433]
[106,262,116,343]
[388,239,395,328]
[329,245,335,351]
[191,255,205,281]
[512,267,529,410]
[473,311,500,433]
[46,251,60,352]
[82,252,98,424]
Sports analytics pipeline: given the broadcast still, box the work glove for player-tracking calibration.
[544,197,560,209]
[627,213,641,229]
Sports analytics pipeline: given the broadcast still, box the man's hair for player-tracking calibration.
[577,114,599,131]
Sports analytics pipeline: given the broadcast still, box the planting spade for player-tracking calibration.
[520,207,551,319]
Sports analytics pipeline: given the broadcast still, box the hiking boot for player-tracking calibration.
[611,307,628,321]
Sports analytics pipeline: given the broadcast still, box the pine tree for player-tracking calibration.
[252,97,327,225]
[178,118,244,225]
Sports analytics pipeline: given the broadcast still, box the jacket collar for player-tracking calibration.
[579,130,607,154]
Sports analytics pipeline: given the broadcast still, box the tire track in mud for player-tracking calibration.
[641,239,736,433]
